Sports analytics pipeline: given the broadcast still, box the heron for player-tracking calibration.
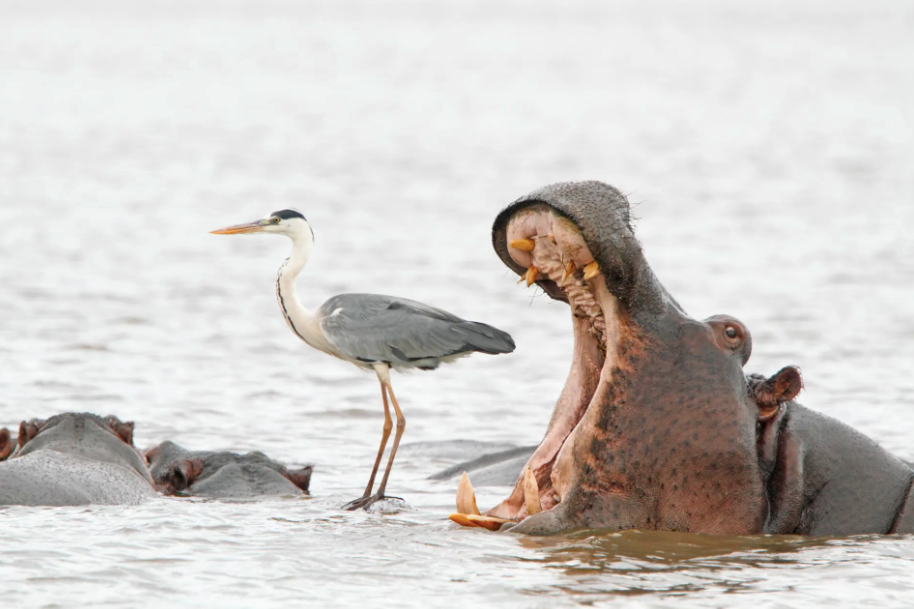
[210,209,516,510]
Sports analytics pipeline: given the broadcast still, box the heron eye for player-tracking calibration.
[272,217,280,224]
[725,326,739,340]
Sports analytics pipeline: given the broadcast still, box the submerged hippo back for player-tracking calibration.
[0,451,155,506]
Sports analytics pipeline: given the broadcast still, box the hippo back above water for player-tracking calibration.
[0,413,156,506]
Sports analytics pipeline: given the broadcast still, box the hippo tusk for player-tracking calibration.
[525,266,540,287]
[465,514,512,531]
[449,513,478,527]
[455,472,480,516]
[561,260,576,285]
[449,473,513,530]
[547,233,557,244]
[582,261,600,281]
[523,466,543,515]
[509,238,536,252]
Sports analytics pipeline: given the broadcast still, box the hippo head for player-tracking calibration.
[13,413,153,484]
[144,441,205,494]
[145,441,313,496]
[17,413,137,452]
[480,181,801,534]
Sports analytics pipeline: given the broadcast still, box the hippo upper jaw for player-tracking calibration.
[483,182,768,535]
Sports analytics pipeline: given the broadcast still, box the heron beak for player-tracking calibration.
[209,220,268,235]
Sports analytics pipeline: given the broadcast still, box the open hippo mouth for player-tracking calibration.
[451,182,796,535]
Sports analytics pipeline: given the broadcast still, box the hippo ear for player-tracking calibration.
[160,459,205,494]
[17,419,44,449]
[0,428,13,461]
[104,416,135,446]
[285,465,313,492]
[751,367,803,420]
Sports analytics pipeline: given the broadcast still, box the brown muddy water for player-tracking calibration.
[1,0,913,606]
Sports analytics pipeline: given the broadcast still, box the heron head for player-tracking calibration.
[210,209,313,240]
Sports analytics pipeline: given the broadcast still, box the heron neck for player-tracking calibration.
[275,234,332,353]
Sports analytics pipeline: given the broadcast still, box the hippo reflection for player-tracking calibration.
[145,441,312,498]
[449,181,914,536]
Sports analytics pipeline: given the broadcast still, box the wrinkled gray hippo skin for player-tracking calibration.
[0,413,156,506]
[145,441,312,498]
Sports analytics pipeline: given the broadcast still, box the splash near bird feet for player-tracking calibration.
[343,493,407,513]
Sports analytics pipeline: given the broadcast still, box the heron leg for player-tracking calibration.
[343,365,407,511]
[359,378,392,498]
[343,364,399,511]
[373,373,405,498]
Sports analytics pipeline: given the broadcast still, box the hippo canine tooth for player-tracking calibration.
[450,472,511,530]
[456,472,481,516]
[465,514,511,531]
[523,466,542,515]
[448,513,477,527]
[561,260,576,285]
[582,261,600,281]
[525,266,540,287]
[509,238,536,252]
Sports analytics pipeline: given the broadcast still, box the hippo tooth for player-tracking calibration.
[448,513,480,528]
[456,472,481,516]
[465,514,512,531]
[583,261,600,281]
[561,260,576,285]
[525,266,540,287]
[524,466,543,515]
[509,238,536,252]
[548,233,557,244]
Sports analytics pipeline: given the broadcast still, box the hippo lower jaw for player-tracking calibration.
[454,205,626,530]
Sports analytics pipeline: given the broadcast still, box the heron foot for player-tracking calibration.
[343,493,403,512]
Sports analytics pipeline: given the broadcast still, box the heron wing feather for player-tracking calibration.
[318,294,513,364]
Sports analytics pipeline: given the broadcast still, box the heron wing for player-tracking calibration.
[318,294,514,366]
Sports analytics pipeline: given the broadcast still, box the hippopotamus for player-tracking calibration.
[145,441,312,498]
[0,413,157,506]
[449,181,914,536]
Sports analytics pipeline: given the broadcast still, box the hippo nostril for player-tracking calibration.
[170,466,189,492]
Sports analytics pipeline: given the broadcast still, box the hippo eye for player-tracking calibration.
[725,326,738,340]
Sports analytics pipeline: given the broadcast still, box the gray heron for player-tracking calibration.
[210,209,516,509]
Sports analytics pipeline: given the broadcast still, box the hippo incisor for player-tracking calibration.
[450,181,914,535]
